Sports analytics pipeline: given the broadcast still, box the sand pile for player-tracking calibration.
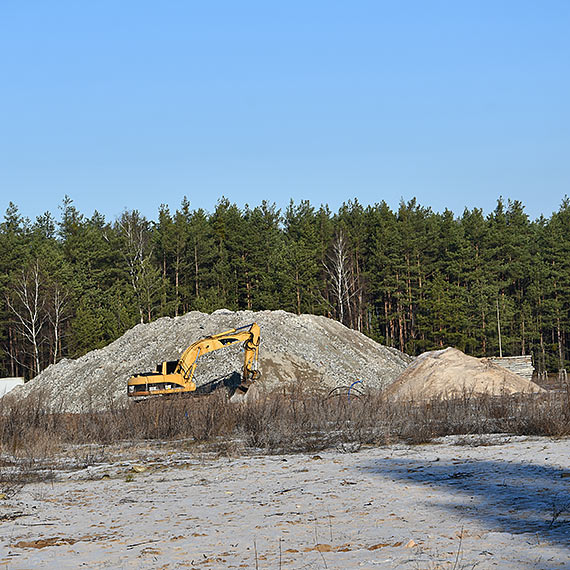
[9,309,412,412]
[386,347,544,400]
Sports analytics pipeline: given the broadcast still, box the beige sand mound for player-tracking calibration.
[386,347,545,400]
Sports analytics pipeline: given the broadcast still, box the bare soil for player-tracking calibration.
[387,347,545,401]
[0,436,568,569]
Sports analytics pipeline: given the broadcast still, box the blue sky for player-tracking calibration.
[1,1,569,223]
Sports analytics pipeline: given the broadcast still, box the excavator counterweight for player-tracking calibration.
[127,323,260,399]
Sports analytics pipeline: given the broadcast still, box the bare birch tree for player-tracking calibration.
[5,261,47,376]
[324,230,358,326]
[117,210,161,323]
[47,283,69,364]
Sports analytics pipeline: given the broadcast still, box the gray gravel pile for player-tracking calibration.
[8,309,412,412]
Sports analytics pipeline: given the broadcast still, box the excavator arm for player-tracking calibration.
[238,323,261,392]
[127,322,260,398]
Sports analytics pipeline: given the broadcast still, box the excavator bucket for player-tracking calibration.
[229,367,260,402]
[229,382,259,403]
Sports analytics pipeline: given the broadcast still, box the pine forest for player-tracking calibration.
[1,195,569,380]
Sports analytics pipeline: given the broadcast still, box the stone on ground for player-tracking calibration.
[8,309,412,412]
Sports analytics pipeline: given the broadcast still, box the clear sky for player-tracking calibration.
[1,1,569,223]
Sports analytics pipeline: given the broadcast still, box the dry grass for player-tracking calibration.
[0,385,569,493]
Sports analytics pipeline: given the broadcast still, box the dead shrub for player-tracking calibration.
[0,385,568,481]
[0,467,24,499]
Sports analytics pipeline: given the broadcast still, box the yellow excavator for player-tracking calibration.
[127,322,260,399]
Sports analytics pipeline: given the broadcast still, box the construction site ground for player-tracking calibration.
[1,436,568,569]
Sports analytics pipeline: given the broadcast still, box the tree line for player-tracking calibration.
[1,195,569,380]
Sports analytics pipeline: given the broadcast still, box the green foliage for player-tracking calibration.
[1,195,570,378]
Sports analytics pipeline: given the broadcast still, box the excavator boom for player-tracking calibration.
[127,323,260,398]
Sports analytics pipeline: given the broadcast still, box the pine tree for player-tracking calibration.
[362,201,399,346]
[242,201,283,310]
[186,207,217,311]
[282,201,323,315]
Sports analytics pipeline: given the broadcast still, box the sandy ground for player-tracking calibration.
[1,437,569,569]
